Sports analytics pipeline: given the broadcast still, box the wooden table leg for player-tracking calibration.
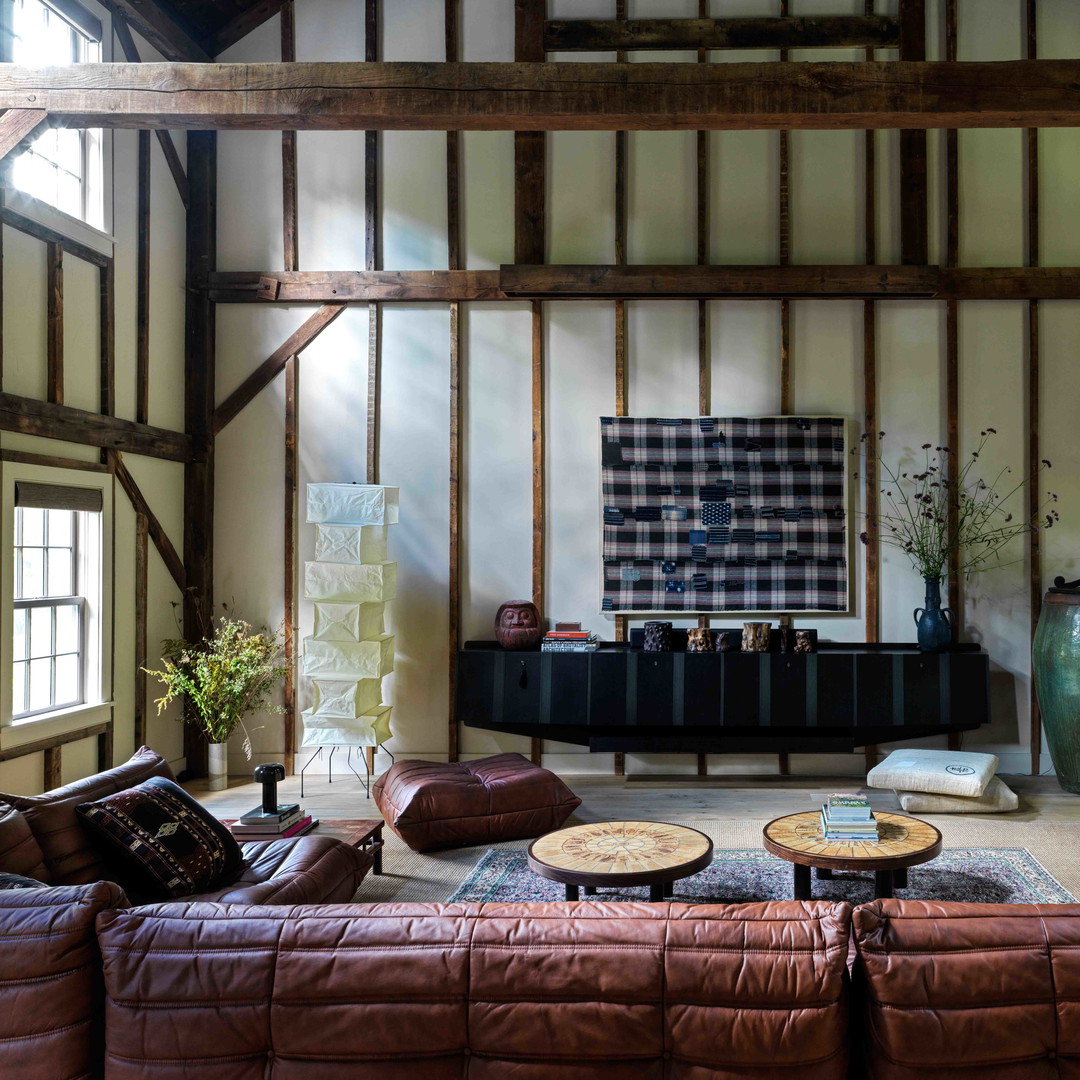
[565,883,579,901]
[815,867,833,880]
[794,863,812,901]
[663,880,674,898]
[372,825,383,875]
[649,883,665,901]
[893,867,908,889]
[875,870,894,899]
[584,886,596,895]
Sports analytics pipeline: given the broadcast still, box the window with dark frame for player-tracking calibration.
[2,0,104,228]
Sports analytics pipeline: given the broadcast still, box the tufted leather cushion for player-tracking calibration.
[373,753,582,852]
[0,746,174,885]
[0,879,128,1080]
[854,899,1080,1079]
[97,899,852,1079]
[0,801,49,882]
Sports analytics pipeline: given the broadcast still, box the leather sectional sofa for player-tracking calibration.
[3,884,1078,1079]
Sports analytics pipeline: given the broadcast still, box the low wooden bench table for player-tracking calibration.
[223,817,385,875]
[527,820,713,901]
[763,810,942,900]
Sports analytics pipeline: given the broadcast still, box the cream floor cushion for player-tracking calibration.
[867,748,998,798]
[896,776,1019,814]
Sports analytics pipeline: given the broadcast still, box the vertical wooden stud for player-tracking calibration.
[43,746,61,790]
[447,0,463,765]
[136,129,150,424]
[97,725,113,772]
[898,0,928,265]
[514,0,546,264]
[530,299,544,766]
[99,260,115,419]
[1026,0,1042,775]
[365,0,381,490]
[135,512,148,750]
[46,242,62,405]
[182,131,217,778]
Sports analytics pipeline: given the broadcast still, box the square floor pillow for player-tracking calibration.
[897,776,1019,814]
[76,776,242,900]
[0,746,175,885]
[866,748,998,799]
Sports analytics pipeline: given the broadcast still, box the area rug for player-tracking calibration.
[449,847,1075,905]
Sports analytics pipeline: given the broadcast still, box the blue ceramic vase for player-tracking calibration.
[1032,580,1080,793]
[913,577,953,653]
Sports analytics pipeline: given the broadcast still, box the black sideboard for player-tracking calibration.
[456,642,990,754]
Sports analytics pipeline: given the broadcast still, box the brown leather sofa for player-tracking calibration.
[5,887,1078,1080]
[0,746,371,906]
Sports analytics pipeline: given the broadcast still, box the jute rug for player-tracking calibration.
[355,817,1080,904]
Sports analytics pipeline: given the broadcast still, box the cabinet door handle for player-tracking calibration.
[519,661,528,689]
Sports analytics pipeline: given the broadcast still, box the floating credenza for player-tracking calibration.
[456,643,990,754]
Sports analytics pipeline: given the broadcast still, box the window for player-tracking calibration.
[7,477,105,729]
[3,0,104,228]
[13,507,85,717]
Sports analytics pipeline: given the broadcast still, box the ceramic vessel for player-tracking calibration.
[1032,579,1080,793]
[794,630,814,654]
[914,577,954,652]
[207,741,228,792]
[742,622,772,652]
[494,600,543,650]
[686,627,714,653]
[643,621,673,652]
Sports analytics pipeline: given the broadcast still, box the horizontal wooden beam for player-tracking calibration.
[0,109,47,161]
[95,0,212,62]
[544,16,900,52]
[4,60,1080,131]
[212,265,1080,303]
[213,304,346,434]
[0,721,109,764]
[211,269,505,303]
[0,392,192,461]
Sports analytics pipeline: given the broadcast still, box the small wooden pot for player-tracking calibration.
[742,622,772,652]
[686,627,715,653]
[643,621,673,652]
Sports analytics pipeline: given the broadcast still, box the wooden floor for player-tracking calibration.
[193,771,1078,825]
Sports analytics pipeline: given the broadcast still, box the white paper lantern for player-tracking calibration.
[307,483,399,526]
[312,602,384,642]
[302,634,394,679]
[314,524,387,565]
[304,561,397,603]
[300,705,392,747]
[311,678,383,718]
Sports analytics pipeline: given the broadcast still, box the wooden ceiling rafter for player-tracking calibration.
[95,0,211,62]
[4,59,1080,131]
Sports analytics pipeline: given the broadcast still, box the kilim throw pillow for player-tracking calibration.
[0,872,48,890]
[75,777,242,899]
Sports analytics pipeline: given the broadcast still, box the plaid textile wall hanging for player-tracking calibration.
[601,416,848,613]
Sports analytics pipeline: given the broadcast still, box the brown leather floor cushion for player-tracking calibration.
[854,899,1080,1079]
[373,753,582,852]
[0,746,174,885]
[97,899,852,1079]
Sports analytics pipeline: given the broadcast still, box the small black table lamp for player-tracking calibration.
[254,763,286,814]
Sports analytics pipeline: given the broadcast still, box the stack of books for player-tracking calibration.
[229,802,318,842]
[541,630,599,653]
[819,793,880,842]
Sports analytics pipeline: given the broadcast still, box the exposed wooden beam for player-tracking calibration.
[0,392,191,460]
[365,0,382,498]
[0,448,111,472]
[112,16,189,210]
[0,206,108,268]
[8,60,1080,131]
[212,304,347,434]
[99,260,116,417]
[898,0,928,265]
[514,0,546,266]
[213,265,1080,303]
[95,0,211,62]
[206,0,290,59]
[544,15,900,52]
[43,745,61,788]
[136,129,150,424]
[0,721,109,764]
[134,512,148,750]
[0,109,47,161]
[110,450,187,594]
[46,242,63,405]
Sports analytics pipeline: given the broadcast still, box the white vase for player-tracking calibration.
[207,741,228,791]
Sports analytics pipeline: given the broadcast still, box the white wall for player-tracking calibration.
[0,11,189,794]
[214,0,1080,778]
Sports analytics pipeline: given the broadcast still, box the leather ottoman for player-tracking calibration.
[373,753,581,852]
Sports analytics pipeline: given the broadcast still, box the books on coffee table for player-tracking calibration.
[229,815,318,841]
[820,793,880,841]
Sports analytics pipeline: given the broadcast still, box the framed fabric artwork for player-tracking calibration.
[600,416,848,613]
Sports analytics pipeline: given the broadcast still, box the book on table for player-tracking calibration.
[239,802,301,825]
[230,816,318,841]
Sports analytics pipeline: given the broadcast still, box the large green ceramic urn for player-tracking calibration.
[1033,578,1080,794]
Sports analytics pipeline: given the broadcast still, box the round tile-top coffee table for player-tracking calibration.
[763,810,943,900]
[528,820,713,901]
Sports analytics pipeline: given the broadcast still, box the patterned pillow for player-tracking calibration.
[0,872,48,890]
[75,777,242,899]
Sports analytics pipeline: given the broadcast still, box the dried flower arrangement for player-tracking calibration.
[855,428,1058,581]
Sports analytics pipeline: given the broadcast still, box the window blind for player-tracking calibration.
[15,481,103,513]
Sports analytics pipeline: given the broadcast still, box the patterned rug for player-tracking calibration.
[450,848,1075,905]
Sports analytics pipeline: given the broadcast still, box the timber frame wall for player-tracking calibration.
[0,1,1067,780]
